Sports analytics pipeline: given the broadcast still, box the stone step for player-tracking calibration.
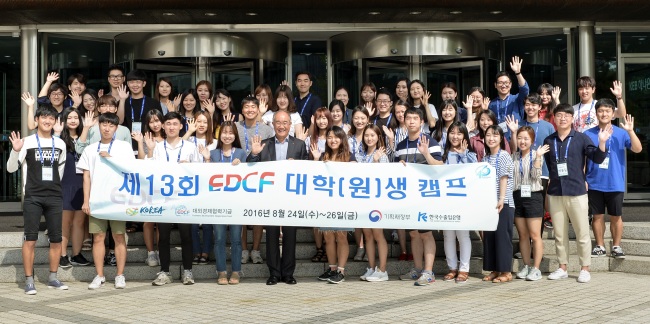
[511,254,610,273]
[609,255,650,275]
[619,239,650,257]
[622,223,650,240]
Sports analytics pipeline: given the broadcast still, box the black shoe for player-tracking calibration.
[59,256,72,269]
[69,253,91,266]
[282,276,297,284]
[327,271,345,284]
[198,256,208,265]
[104,252,116,266]
[266,276,279,285]
[318,269,336,281]
[192,256,200,265]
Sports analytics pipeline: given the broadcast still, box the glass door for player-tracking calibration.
[365,58,409,94]
[210,59,255,113]
[424,60,483,107]
[621,58,650,198]
[135,58,195,98]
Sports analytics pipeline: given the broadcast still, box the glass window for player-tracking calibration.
[594,33,618,103]
[291,41,327,104]
[622,32,650,53]
[263,61,287,91]
[46,35,111,94]
[333,60,358,108]
[0,36,21,201]
[504,34,569,103]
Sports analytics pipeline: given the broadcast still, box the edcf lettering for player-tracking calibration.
[209,172,274,193]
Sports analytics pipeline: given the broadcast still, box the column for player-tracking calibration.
[20,25,38,136]
[578,21,595,78]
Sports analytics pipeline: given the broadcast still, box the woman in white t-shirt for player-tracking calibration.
[408,80,438,133]
[261,85,303,137]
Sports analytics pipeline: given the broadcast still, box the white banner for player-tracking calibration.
[89,158,498,230]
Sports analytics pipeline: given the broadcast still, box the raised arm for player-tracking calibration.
[38,72,59,98]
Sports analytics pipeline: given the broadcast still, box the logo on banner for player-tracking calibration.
[125,208,139,216]
[369,210,382,222]
[175,205,190,216]
[418,212,428,222]
[209,172,275,193]
[476,165,491,178]
[126,206,165,216]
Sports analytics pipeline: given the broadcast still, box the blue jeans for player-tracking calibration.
[191,224,214,255]
[213,225,242,272]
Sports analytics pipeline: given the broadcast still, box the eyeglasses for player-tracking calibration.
[50,92,64,97]
[376,100,391,104]
[554,113,573,120]
[496,81,511,86]
[108,75,124,80]
[273,121,291,126]
[128,80,144,85]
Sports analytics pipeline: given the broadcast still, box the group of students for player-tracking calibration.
[10,56,640,294]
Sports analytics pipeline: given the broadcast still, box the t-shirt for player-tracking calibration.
[305,136,326,154]
[520,119,555,178]
[77,139,135,181]
[585,125,631,192]
[121,96,162,150]
[148,139,201,163]
[188,137,218,162]
[261,111,303,137]
[354,149,390,163]
[7,134,66,198]
[572,100,598,133]
[294,93,322,129]
[483,150,515,208]
[393,134,442,164]
[209,148,247,163]
[235,121,274,154]
[75,124,133,155]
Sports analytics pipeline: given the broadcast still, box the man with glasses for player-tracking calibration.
[543,103,611,283]
[488,56,529,139]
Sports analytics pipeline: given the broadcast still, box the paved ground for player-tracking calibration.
[0,272,648,323]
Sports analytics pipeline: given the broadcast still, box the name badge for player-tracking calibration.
[599,157,610,169]
[557,163,569,177]
[42,166,53,181]
[498,122,508,133]
[520,185,532,198]
[132,121,142,134]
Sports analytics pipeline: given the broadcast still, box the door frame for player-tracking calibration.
[619,56,650,199]
[422,59,484,90]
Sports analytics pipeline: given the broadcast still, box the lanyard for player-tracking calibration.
[221,148,234,163]
[553,136,572,163]
[524,120,540,148]
[296,93,312,116]
[66,98,73,108]
[351,136,360,154]
[164,139,184,162]
[130,96,146,122]
[374,113,392,126]
[362,149,376,163]
[96,137,115,154]
[406,135,421,163]
[576,100,595,128]
[243,122,259,151]
[444,152,464,165]
[519,150,533,181]
[497,96,511,122]
[35,133,55,166]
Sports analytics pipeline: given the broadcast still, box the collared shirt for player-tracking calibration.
[585,125,631,192]
[543,129,607,196]
[149,139,200,163]
[274,137,289,161]
[488,82,530,140]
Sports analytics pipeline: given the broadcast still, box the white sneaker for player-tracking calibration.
[182,270,195,285]
[88,275,106,290]
[366,267,389,282]
[547,268,568,280]
[577,270,591,283]
[516,265,530,279]
[250,250,263,264]
[359,267,375,281]
[145,252,159,267]
[152,271,172,286]
[114,275,126,289]
[241,250,250,264]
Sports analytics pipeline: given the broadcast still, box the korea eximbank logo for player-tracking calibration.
[476,165,491,178]
[369,210,382,222]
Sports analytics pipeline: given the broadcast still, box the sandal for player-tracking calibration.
[456,271,469,283]
[482,271,498,282]
[217,272,228,285]
[492,272,512,283]
[229,272,240,285]
[311,248,325,262]
[82,239,92,251]
[443,270,458,282]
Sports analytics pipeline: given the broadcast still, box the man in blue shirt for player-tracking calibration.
[488,56,529,139]
[543,103,610,283]
[294,71,322,129]
[585,98,642,259]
